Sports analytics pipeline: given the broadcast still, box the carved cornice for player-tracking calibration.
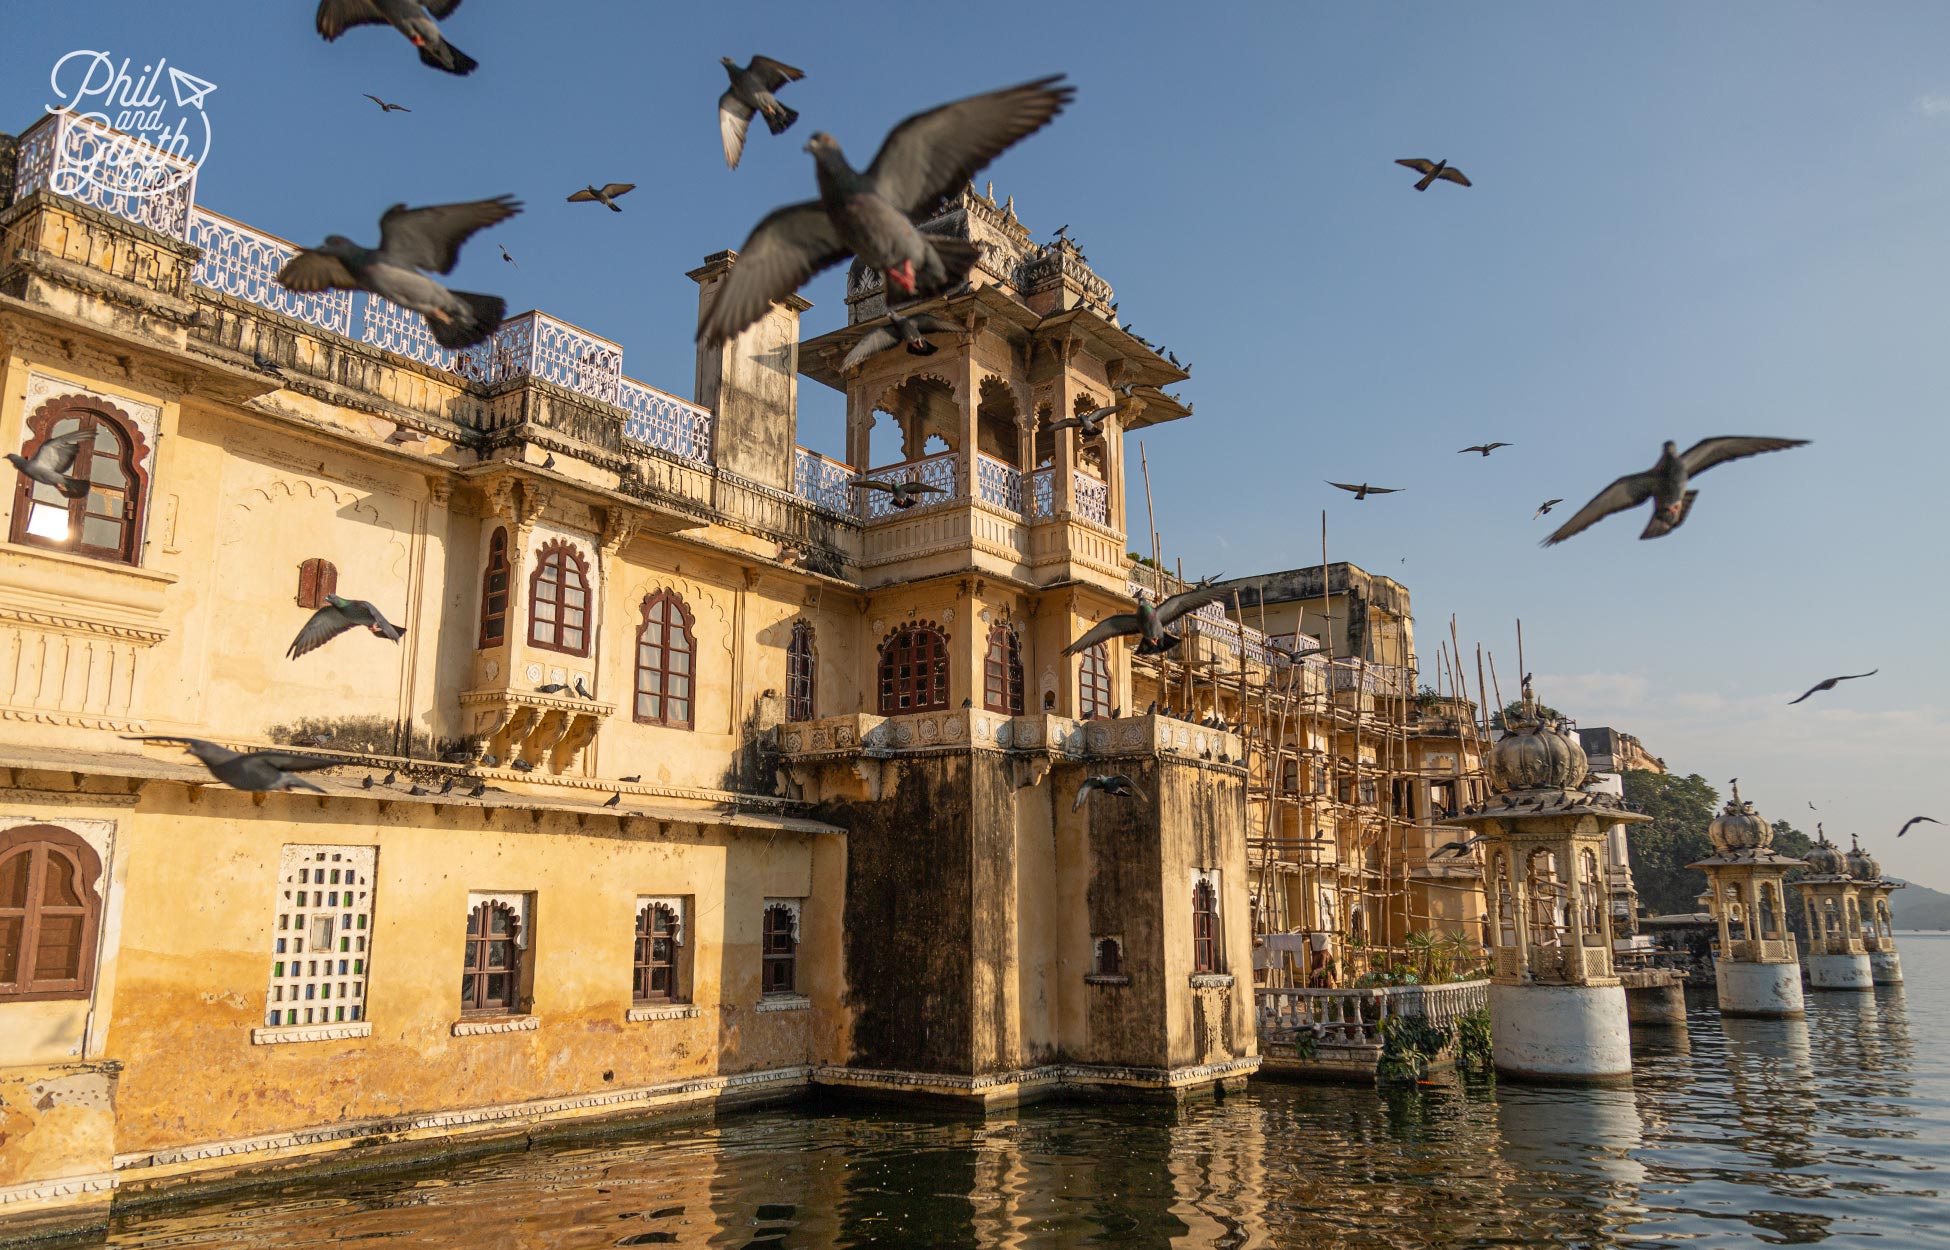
[0,606,167,645]
[4,245,199,324]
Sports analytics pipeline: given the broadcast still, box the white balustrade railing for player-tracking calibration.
[1074,471,1110,525]
[14,111,197,239]
[460,312,622,405]
[794,448,855,514]
[862,451,958,518]
[188,209,354,334]
[1254,979,1488,1048]
[1029,467,1057,519]
[618,378,713,463]
[975,453,1023,512]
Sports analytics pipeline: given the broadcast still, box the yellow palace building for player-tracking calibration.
[0,115,1255,1237]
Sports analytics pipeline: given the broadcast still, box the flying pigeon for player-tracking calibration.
[286,594,403,659]
[697,76,1074,347]
[1542,437,1809,546]
[277,196,520,350]
[316,0,478,76]
[1533,498,1564,519]
[850,477,949,509]
[1897,816,1941,837]
[1073,773,1145,812]
[123,735,336,793]
[6,426,96,500]
[1267,641,1326,666]
[1788,670,1878,705]
[362,93,410,113]
[841,310,959,372]
[498,244,517,268]
[718,55,806,170]
[1327,481,1400,501]
[567,183,636,212]
[1432,833,1493,858]
[1062,577,1228,658]
[1047,383,1149,438]
[1396,157,1471,191]
[1460,442,1511,457]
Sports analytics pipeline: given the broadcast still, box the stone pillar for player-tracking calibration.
[690,251,810,492]
[1690,788,1805,1018]
[1794,832,1871,992]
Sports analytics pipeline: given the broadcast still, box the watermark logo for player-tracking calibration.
[45,50,216,199]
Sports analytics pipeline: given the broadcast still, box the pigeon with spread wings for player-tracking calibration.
[841,310,959,372]
[278,196,520,349]
[1788,670,1877,705]
[1073,773,1145,812]
[567,183,636,212]
[1047,382,1150,438]
[316,0,477,76]
[1396,157,1470,191]
[719,56,806,170]
[6,426,96,500]
[1897,816,1941,838]
[1460,442,1511,456]
[1543,437,1809,546]
[697,76,1074,347]
[123,736,338,793]
[287,594,405,660]
[1327,481,1400,501]
[850,477,948,510]
[1063,578,1228,658]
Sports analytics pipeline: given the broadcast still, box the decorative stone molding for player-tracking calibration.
[0,1170,116,1208]
[1189,974,1234,990]
[626,1003,700,1023]
[250,1022,372,1046]
[755,994,811,1013]
[1083,974,1131,986]
[450,1014,538,1037]
[0,605,168,646]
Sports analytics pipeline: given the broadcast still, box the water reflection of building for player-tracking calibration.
[1690,784,1805,1017]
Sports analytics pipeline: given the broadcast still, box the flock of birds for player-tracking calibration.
[11,3,1920,837]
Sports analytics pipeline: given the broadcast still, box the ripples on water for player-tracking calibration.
[86,936,1950,1249]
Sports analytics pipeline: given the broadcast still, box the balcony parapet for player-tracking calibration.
[458,688,614,775]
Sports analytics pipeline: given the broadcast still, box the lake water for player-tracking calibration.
[80,935,1950,1249]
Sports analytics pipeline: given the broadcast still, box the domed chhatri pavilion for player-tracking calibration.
[1454,683,1650,1081]
[1688,785,1804,1017]
[1846,837,1905,985]
[1794,829,1872,989]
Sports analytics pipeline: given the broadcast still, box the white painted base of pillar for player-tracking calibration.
[1805,953,1872,990]
[1870,951,1903,985]
[1716,960,1804,1017]
[1489,982,1632,1082]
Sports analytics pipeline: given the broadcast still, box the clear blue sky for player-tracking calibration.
[6,3,1947,889]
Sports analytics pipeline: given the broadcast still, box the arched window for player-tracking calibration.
[878,624,949,714]
[762,902,798,995]
[984,623,1023,715]
[0,827,103,1001]
[1580,849,1605,938]
[1192,879,1220,974]
[1491,851,1518,947]
[478,527,510,648]
[1078,643,1112,719]
[1725,883,1749,943]
[10,397,149,565]
[633,903,682,1003]
[1846,896,1861,936]
[296,558,338,610]
[461,900,520,1014]
[1093,936,1123,977]
[634,590,695,729]
[1759,884,1781,939]
[786,621,816,722]
[527,539,590,655]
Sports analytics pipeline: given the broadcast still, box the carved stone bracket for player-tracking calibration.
[460,689,615,775]
[1012,755,1052,791]
[599,505,637,557]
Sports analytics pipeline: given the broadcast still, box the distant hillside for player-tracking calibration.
[1894,880,1950,930]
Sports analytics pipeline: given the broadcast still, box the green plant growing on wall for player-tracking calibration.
[1376,1013,1451,1084]
[1455,1006,1494,1075]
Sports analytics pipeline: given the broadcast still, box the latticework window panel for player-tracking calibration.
[263,845,376,1027]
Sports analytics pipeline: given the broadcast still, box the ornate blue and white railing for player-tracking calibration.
[1028,467,1056,519]
[862,451,958,519]
[188,209,354,335]
[1074,471,1110,525]
[794,448,855,514]
[975,453,1022,513]
[13,111,197,239]
[359,294,459,370]
[619,378,713,463]
[460,312,621,404]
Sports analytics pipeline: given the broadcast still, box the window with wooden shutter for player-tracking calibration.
[0,826,103,1002]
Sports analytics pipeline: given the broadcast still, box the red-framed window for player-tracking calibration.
[9,396,150,565]
[762,903,797,995]
[984,623,1023,715]
[633,902,683,1004]
[1192,880,1220,975]
[460,900,521,1014]
[296,558,338,610]
[1079,643,1113,718]
[527,539,590,655]
[878,624,949,714]
[786,621,816,723]
[478,527,510,648]
[634,590,695,729]
[0,827,103,1002]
